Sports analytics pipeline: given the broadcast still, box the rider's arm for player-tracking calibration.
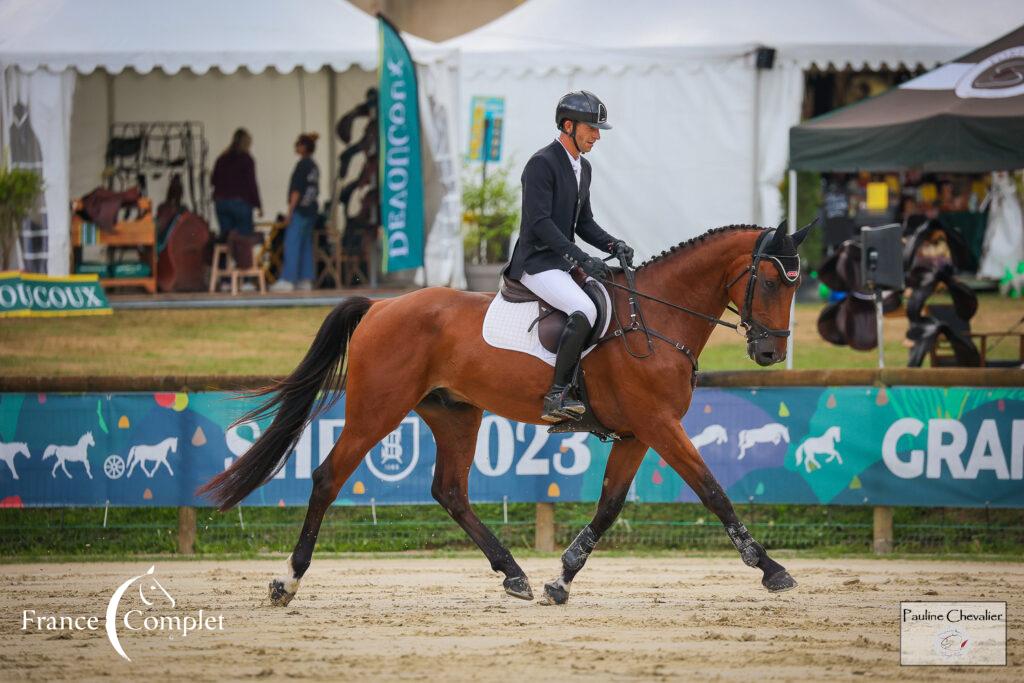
[575,162,618,253]
[522,156,590,266]
[575,193,618,254]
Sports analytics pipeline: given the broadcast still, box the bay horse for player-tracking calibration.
[199,223,812,606]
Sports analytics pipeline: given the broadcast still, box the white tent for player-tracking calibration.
[446,0,1024,262]
[0,0,464,287]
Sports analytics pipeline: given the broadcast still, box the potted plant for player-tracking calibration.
[0,166,43,270]
[462,164,519,291]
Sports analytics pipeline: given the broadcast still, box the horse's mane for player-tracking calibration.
[637,224,764,270]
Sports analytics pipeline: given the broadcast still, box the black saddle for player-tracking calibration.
[499,274,609,352]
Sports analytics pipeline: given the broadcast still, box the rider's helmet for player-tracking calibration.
[555,90,612,132]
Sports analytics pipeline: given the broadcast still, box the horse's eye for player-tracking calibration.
[763,279,776,291]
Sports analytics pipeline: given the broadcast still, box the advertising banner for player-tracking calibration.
[0,271,110,317]
[377,16,424,273]
[0,387,1021,508]
[467,96,504,163]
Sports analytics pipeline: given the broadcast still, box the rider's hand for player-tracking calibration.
[610,240,634,264]
[580,255,612,280]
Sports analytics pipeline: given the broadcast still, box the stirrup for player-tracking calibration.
[542,388,585,423]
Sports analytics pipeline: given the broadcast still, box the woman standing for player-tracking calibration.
[271,133,320,292]
[211,128,262,270]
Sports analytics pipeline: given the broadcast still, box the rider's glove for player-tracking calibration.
[580,255,612,280]
[610,240,634,264]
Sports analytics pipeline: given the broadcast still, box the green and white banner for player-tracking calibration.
[0,271,110,318]
[377,15,424,273]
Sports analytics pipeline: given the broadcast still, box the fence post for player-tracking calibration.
[177,506,197,555]
[873,506,893,554]
[535,502,556,552]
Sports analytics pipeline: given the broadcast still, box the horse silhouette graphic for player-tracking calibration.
[795,426,842,472]
[691,424,727,450]
[126,437,178,478]
[0,441,30,479]
[42,432,95,478]
[737,423,789,460]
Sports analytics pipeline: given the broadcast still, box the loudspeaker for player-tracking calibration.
[755,47,776,70]
[860,224,904,291]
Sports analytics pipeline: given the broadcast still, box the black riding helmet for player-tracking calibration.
[555,90,612,131]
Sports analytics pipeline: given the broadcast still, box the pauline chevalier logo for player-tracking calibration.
[900,601,1005,666]
[22,565,225,661]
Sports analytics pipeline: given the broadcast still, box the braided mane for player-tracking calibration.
[637,224,765,270]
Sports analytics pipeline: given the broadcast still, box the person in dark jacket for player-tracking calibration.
[505,91,634,422]
[212,128,262,277]
[271,133,320,292]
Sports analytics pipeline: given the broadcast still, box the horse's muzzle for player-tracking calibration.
[748,340,785,366]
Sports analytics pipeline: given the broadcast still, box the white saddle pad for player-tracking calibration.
[482,283,613,367]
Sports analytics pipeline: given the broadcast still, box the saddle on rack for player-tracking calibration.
[498,273,610,353]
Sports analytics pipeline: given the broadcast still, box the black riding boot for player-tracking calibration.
[542,311,593,422]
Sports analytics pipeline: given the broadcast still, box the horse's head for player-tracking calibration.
[170,437,179,452]
[84,431,95,447]
[725,221,814,366]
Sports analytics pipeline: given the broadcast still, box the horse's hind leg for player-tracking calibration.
[269,391,423,606]
[640,418,796,593]
[416,396,533,600]
[541,438,648,605]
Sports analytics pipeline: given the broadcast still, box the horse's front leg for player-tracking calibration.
[540,438,649,605]
[639,418,796,592]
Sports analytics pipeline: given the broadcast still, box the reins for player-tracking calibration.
[594,229,797,387]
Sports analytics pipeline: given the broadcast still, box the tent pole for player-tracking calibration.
[786,168,797,370]
[751,62,762,224]
[327,66,339,235]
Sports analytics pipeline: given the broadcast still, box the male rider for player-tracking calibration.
[504,91,634,422]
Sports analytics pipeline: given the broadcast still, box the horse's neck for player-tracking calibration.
[78,434,90,445]
[632,233,750,356]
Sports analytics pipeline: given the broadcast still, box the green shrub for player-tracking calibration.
[0,166,43,268]
[462,164,520,264]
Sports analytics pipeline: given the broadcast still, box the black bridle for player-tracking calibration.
[722,228,798,342]
[597,228,799,386]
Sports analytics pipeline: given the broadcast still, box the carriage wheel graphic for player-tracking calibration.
[104,454,126,479]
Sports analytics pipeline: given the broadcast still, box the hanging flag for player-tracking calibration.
[377,15,424,273]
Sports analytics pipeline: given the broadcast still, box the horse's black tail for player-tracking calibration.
[197,296,373,511]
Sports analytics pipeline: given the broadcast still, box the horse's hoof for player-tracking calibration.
[503,575,534,601]
[539,580,569,606]
[268,579,296,606]
[763,570,797,593]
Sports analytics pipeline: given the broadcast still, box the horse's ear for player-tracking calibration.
[792,217,819,247]
[768,226,787,251]
[776,218,787,233]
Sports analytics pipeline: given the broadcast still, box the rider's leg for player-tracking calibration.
[518,269,597,420]
[543,311,592,420]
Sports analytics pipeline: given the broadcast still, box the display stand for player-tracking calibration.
[71,197,157,293]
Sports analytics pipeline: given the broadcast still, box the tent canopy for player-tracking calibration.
[790,26,1024,172]
[445,0,1024,262]
[448,0,1024,75]
[0,0,440,74]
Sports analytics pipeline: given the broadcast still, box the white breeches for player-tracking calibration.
[519,269,597,326]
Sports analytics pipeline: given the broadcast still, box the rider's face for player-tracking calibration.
[574,122,601,153]
[563,121,601,153]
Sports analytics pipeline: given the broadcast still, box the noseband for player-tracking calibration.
[724,229,797,343]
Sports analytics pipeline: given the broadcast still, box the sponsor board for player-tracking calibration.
[0,387,1021,507]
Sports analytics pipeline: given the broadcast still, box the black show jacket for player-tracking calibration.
[504,140,618,279]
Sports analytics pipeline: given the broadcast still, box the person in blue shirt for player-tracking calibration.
[271,133,321,292]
